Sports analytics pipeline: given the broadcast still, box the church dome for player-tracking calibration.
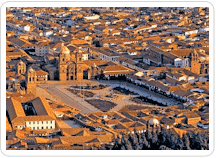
[57,43,70,54]
[149,118,159,126]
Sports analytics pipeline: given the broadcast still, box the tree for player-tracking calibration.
[187,131,195,149]
[194,133,203,150]
[158,126,167,145]
[112,137,122,150]
[128,133,139,150]
[145,128,152,142]
[141,133,150,149]
[159,145,172,150]
[182,134,191,150]
[176,135,183,150]
[151,132,158,149]
[121,145,126,150]
[124,140,133,150]
[169,133,177,149]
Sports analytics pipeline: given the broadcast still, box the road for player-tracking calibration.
[40,84,100,114]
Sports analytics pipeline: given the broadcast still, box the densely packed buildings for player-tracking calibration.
[6,7,209,150]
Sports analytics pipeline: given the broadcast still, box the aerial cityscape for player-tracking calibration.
[6,7,209,150]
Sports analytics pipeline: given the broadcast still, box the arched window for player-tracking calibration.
[32,77,34,81]
[29,77,31,82]
[62,58,65,62]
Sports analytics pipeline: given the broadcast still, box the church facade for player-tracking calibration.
[58,44,91,81]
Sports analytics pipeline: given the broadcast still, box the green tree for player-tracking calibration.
[176,135,183,150]
[182,134,191,150]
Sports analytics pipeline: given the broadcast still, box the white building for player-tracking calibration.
[182,58,190,67]
[25,117,55,130]
[82,53,88,61]
[6,97,56,131]
[174,58,190,68]
[174,58,183,67]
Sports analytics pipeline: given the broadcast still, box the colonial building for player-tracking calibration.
[58,43,88,81]
[6,97,56,130]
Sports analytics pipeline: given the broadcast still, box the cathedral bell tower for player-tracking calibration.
[58,43,70,81]
[17,60,26,75]
[190,49,201,74]
[75,47,84,81]
[26,66,37,95]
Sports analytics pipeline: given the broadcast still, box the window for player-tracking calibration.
[29,122,31,125]
[79,58,81,61]
[50,121,52,124]
[33,121,35,124]
[41,127,44,129]
[46,121,48,124]
[50,126,52,129]
[37,121,39,124]
[62,58,64,62]
[42,121,43,124]
[46,126,48,129]
[33,127,35,130]
[37,127,39,129]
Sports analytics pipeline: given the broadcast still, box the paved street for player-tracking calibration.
[38,84,100,114]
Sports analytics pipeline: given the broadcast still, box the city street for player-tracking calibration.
[38,83,100,114]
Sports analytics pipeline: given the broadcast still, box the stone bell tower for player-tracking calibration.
[190,49,201,74]
[16,59,26,75]
[75,47,84,81]
[58,43,70,81]
[26,66,37,95]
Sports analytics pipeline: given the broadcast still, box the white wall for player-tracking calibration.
[25,120,55,130]
[174,58,182,67]
[82,54,88,61]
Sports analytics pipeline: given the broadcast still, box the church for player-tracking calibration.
[58,43,91,81]
[57,43,134,81]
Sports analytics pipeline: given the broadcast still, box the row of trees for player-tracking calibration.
[99,126,209,150]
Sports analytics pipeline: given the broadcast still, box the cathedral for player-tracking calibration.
[58,43,90,81]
